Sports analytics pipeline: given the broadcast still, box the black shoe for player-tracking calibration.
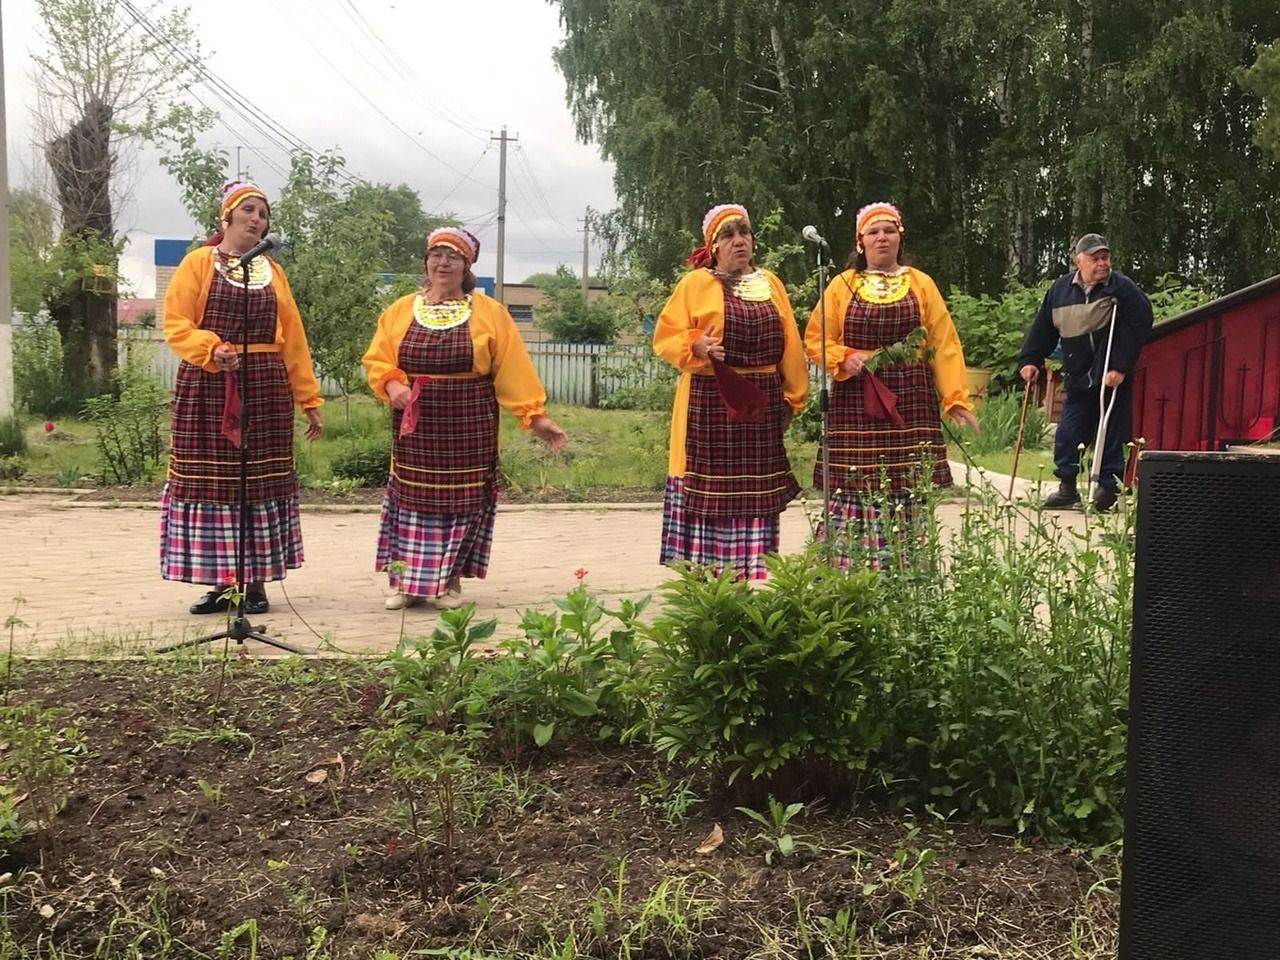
[1091,487,1118,513]
[190,589,231,615]
[1042,481,1081,510]
[244,590,270,615]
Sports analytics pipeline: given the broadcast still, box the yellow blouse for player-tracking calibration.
[162,246,324,410]
[805,266,972,413]
[653,268,809,476]
[361,291,548,430]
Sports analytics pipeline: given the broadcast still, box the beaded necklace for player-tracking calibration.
[856,267,911,305]
[412,293,472,329]
[214,250,272,289]
[712,268,772,302]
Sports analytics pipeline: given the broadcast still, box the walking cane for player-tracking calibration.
[1007,378,1033,501]
[1088,303,1120,503]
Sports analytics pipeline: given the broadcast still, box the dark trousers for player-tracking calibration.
[1053,384,1132,492]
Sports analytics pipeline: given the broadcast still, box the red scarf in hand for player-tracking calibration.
[862,371,905,426]
[711,356,767,423]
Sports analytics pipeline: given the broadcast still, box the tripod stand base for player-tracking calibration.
[156,615,303,655]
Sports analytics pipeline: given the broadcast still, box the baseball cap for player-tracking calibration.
[1074,233,1110,256]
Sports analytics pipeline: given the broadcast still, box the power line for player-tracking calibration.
[431,145,490,212]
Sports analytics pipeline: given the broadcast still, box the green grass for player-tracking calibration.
[12,397,1051,495]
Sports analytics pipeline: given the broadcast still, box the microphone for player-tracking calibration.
[801,225,830,249]
[235,233,282,264]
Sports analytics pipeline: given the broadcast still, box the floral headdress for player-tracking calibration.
[426,226,481,264]
[687,203,750,268]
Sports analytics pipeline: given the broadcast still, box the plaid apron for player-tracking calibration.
[682,289,800,518]
[167,266,297,503]
[387,319,499,514]
[822,289,952,494]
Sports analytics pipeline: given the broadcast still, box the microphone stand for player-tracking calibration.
[159,254,302,655]
[813,243,833,566]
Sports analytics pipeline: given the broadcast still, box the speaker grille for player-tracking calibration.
[1121,453,1280,959]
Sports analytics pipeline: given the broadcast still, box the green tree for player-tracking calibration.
[8,190,57,316]
[33,0,205,389]
[1242,38,1280,158]
[551,0,1280,295]
[271,152,393,413]
[344,182,457,277]
[530,265,618,343]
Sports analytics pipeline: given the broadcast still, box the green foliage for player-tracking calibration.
[1148,273,1216,323]
[0,702,85,862]
[868,494,1135,839]
[158,119,227,236]
[271,151,392,401]
[532,265,619,343]
[0,416,27,458]
[1244,38,1280,158]
[346,182,457,276]
[597,349,677,411]
[82,357,167,484]
[644,554,891,789]
[11,319,84,417]
[8,189,57,316]
[951,389,1049,457]
[476,584,652,749]
[330,435,391,488]
[554,0,1280,294]
[948,280,1050,391]
[365,606,496,898]
[736,796,819,865]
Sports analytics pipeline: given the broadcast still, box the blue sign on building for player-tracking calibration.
[154,239,193,267]
[475,275,496,297]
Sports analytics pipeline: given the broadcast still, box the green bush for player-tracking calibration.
[82,358,167,485]
[948,280,1050,393]
[952,388,1049,455]
[0,415,27,457]
[331,434,391,487]
[11,319,89,417]
[0,456,26,481]
[643,554,891,795]
[869,494,1133,839]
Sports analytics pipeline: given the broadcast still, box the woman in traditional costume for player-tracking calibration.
[362,227,567,610]
[805,201,976,568]
[161,180,324,614]
[652,203,808,580]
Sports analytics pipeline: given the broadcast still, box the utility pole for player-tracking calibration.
[491,127,517,304]
[236,145,242,180]
[579,206,591,301]
[0,5,14,417]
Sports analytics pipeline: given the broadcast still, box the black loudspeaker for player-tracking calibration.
[1121,451,1280,959]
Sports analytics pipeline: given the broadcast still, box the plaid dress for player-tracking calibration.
[375,317,500,598]
[661,284,799,580]
[161,259,303,585]
[818,285,949,570]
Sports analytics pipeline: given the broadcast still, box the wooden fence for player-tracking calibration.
[117,330,671,408]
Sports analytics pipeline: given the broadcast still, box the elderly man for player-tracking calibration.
[1017,233,1153,511]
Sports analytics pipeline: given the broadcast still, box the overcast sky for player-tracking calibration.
[3,0,618,298]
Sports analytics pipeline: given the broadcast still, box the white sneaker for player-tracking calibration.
[384,593,425,611]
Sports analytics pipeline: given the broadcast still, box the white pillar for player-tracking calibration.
[0,5,13,417]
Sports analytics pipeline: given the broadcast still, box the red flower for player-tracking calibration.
[574,567,588,581]
[43,420,55,433]
[219,570,236,587]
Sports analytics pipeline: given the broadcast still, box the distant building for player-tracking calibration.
[154,239,194,324]
[118,298,156,326]
[480,279,610,343]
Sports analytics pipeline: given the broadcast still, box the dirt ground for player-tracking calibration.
[0,660,1118,959]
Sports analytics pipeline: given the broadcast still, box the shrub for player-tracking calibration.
[12,319,88,417]
[951,387,1049,455]
[869,493,1134,839]
[331,434,391,487]
[0,415,27,457]
[948,280,1050,393]
[0,456,26,481]
[643,553,891,796]
[83,358,167,485]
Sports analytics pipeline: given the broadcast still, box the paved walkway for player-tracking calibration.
[1,463,1072,656]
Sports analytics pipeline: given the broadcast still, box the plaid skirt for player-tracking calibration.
[374,492,496,598]
[659,476,779,580]
[159,483,304,584]
[815,490,929,572]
